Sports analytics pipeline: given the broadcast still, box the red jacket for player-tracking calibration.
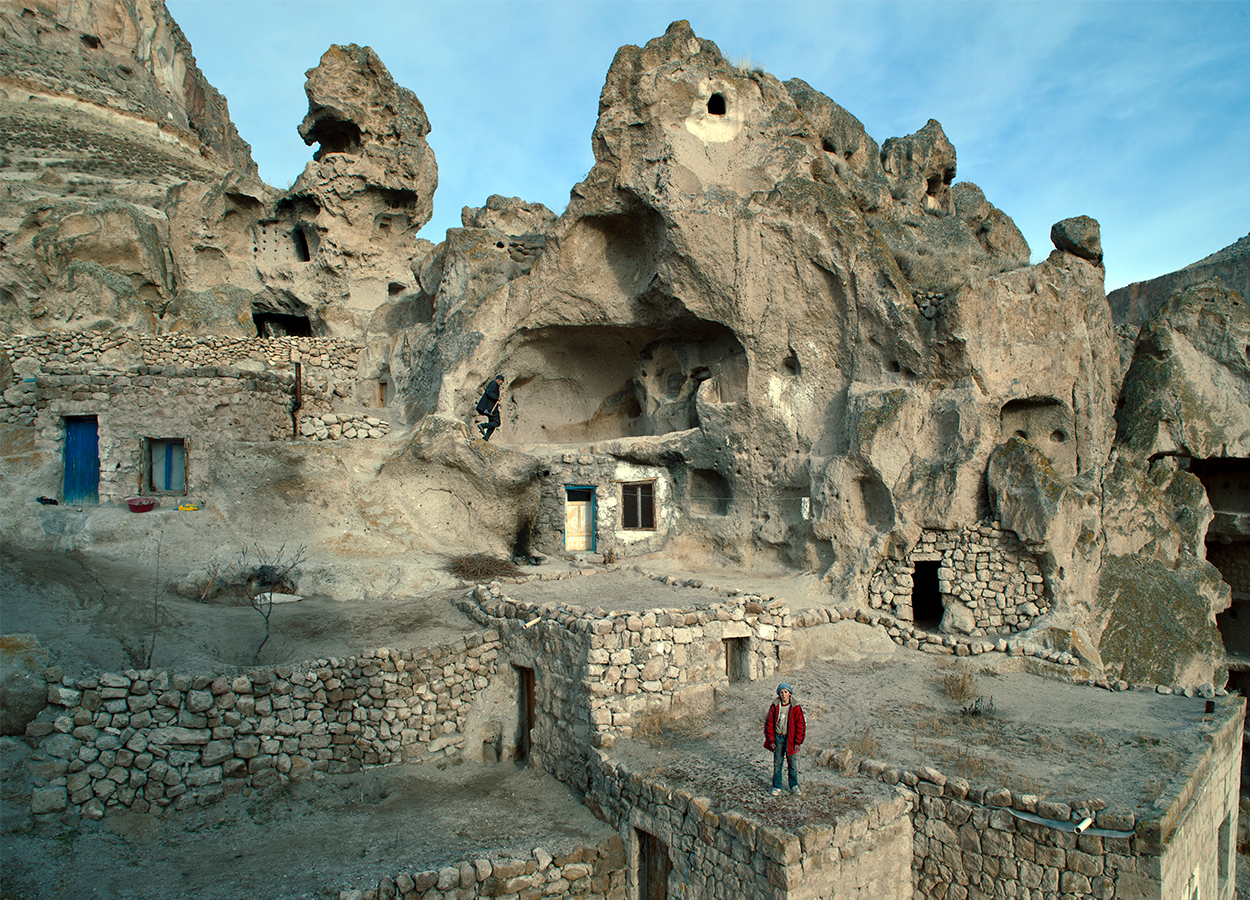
[764,701,806,755]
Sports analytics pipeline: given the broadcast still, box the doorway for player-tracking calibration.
[912,560,943,628]
[514,664,535,764]
[63,416,99,506]
[636,828,671,900]
[564,486,595,552]
[724,637,750,683]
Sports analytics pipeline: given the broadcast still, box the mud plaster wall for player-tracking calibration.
[869,522,1048,635]
[28,368,292,502]
[27,634,502,821]
[532,454,674,558]
[591,756,913,900]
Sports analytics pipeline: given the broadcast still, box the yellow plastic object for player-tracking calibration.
[178,503,199,511]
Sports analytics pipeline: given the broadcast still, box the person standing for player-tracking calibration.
[764,682,806,795]
[475,375,504,441]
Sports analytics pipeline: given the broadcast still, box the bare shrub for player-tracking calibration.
[960,695,996,718]
[447,554,521,581]
[225,543,306,664]
[941,672,977,702]
[846,725,880,761]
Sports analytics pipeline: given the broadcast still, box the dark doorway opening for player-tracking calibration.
[706,93,726,116]
[293,228,311,262]
[254,311,313,337]
[514,664,535,764]
[725,637,749,683]
[912,560,943,628]
[636,828,671,900]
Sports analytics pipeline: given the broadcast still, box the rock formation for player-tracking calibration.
[0,8,1245,693]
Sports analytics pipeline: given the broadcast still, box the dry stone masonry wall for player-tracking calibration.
[590,756,913,900]
[335,834,626,900]
[25,634,500,821]
[870,523,1047,635]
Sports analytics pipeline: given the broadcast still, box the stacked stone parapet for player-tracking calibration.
[26,634,501,821]
[870,522,1048,634]
[1,332,362,376]
[587,756,913,900]
[336,835,626,900]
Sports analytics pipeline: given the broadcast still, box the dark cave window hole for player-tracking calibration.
[782,351,800,377]
[1051,430,1067,443]
[912,560,943,629]
[888,360,901,373]
[254,311,313,338]
[80,34,101,49]
[822,139,836,154]
[293,229,311,262]
[308,117,363,161]
[388,282,405,296]
[707,93,726,116]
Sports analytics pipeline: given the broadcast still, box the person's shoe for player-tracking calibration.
[791,786,801,795]
[770,788,782,796]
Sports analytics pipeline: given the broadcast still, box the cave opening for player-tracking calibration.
[293,229,311,262]
[707,93,726,116]
[254,311,313,338]
[912,561,943,629]
[306,116,363,161]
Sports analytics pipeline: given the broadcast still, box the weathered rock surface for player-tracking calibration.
[1,6,1245,692]
[0,633,49,735]
[1109,232,1250,328]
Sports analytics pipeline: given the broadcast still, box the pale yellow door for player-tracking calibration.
[565,501,592,551]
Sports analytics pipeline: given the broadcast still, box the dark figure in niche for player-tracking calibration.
[475,375,505,441]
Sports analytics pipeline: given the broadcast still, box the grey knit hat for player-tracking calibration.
[777,682,792,695]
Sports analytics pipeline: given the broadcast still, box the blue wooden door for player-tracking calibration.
[64,417,99,505]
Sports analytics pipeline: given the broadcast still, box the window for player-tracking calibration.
[622,482,655,530]
[144,438,186,494]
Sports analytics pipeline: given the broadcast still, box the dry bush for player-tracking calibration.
[447,553,521,581]
[940,672,978,702]
[847,725,880,760]
[933,744,995,780]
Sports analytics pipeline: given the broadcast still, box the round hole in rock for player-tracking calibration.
[1050,429,1067,443]
[707,93,726,116]
[496,242,505,249]
[1015,430,1029,440]
[888,360,901,373]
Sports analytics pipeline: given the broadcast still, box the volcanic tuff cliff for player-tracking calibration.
[1,6,1244,691]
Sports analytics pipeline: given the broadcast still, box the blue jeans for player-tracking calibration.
[773,743,798,790]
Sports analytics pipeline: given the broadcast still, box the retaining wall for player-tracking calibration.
[26,634,500,821]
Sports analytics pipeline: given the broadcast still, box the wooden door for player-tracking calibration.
[564,488,594,552]
[63,417,99,506]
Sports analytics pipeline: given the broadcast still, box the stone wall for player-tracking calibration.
[462,582,787,756]
[858,697,1244,900]
[29,365,294,503]
[590,756,913,900]
[869,523,1047,635]
[532,454,674,558]
[26,635,500,821]
[336,835,626,900]
[1208,541,1249,603]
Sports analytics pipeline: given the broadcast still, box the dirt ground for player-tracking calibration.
[0,546,1244,899]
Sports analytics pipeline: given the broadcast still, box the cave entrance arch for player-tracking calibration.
[513,664,535,764]
[564,486,595,553]
[912,561,943,629]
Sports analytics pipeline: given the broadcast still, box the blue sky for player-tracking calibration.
[167,1,1249,292]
